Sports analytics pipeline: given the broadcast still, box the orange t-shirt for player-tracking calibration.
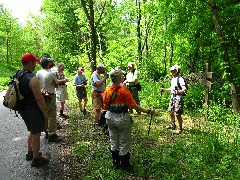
[103,85,136,111]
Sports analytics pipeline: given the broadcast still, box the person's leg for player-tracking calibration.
[27,132,32,153]
[31,133,49,167]
[78,98,83,111]
[31,133,41,159]
[166,98,176,129]
[83,97,88,110]
[176,115,183,131]
[95,109,101,124]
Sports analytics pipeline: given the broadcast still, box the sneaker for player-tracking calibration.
[174,129,183,135]
[166,124,176,130]
[31,157,49,167]
[48,134,63,142]
[26,152,42,161]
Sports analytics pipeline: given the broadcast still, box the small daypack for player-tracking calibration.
[3,70,29,111]
[177,76,188,96]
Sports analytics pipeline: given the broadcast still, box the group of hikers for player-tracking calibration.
[16,53,187,171]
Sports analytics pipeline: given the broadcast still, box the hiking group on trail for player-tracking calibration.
[3,53,187,171]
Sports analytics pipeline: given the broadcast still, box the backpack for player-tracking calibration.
[3,70,29,111]
[177,76,188,96]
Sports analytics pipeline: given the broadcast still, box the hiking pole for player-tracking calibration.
[160,85,164,106]
[147,107,153,136]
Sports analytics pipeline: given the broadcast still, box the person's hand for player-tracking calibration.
[174,90,179,94]
[65,78,69,82]
[160,88,165,92]
[104,73,109,78]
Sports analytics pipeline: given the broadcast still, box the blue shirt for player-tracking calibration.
[73,74,87,85]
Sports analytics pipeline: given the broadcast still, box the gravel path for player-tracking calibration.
[0,91,67,180]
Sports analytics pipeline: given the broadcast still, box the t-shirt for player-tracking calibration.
[170,76,186,98]
[36,69,58,94]
[126,69,138,86]
[73,74,87,85]
[91,71,105,92]
[103,85,136,112]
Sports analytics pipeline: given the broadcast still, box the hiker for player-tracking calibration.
[90,64,109,129]
[18,53,49,167]
[73,67,88,114]
[56,62,69,118]
[103,69,155,171]
[36,58,62,142]
[123,62,140,114]
[160,65,187,134]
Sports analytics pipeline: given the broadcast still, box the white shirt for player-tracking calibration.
[36,69,59,94]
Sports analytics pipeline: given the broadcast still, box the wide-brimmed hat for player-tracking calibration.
[96,64,106,69]
[170,65,181,71]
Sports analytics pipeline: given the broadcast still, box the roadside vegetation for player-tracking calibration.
[1,0,240,179]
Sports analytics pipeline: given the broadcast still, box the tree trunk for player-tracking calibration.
[81,0,97,72]
[209,0,240,113]
[136,0,142,64]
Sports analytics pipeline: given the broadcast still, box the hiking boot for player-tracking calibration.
[45,131,48,139]
[26,152,42,161]
[60,114,69,119]
[57,123,62,130]
[31,157,49,167]
[48,134,62,142]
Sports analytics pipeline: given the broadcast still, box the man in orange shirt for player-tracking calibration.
[103,69,155,171]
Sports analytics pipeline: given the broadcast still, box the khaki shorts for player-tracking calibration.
[92,90,103,110]
[168,96,184,115]
[56,85,68,102]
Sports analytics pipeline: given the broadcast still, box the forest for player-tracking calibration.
[1,0,240,179]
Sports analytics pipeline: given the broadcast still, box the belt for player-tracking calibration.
[93,90,102,93]
[109,111,128,113]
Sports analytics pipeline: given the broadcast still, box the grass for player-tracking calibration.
[62,82,240,179]
[1,64,240,179]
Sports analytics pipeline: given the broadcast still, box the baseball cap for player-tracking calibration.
[96,64,106,69]
[40,58,50,66]
[21,53,40,63]
[170,65,181,71]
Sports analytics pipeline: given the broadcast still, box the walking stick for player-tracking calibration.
[147,109,153,136]
[160,85,164,106]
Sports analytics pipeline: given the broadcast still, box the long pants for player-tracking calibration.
[45,94,57,135]
[106,111,132,156]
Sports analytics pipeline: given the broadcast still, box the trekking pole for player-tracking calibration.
[147,107,153,136]
[160,85,164,106]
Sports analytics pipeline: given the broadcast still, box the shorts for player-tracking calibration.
[92,90,103,110]
[19,105,45,134]
[76,87,87,99]
[56,85,68,102]
[168,96,184,115]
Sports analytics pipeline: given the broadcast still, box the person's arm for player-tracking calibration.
[132,104,155,114]
[29,77,48,126]
[160,87,171,92]
[95,74,108,86]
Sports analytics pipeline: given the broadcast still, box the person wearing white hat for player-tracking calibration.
[160,64,187,134]
[124,62,140,114]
